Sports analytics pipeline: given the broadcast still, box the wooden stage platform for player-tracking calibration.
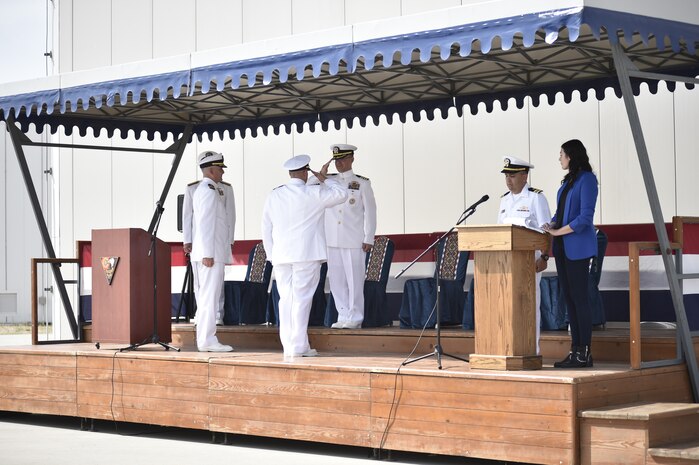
[1,325,697,465]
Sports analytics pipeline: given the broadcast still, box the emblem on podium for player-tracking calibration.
[100,256,120,285]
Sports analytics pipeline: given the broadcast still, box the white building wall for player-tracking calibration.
[1,0,697,322]
[0,0,51,323]
[676,85,699,217]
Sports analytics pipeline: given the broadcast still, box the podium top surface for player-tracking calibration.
[456,224,549,251]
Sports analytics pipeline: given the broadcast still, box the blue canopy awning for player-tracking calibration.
[0,3,697,141]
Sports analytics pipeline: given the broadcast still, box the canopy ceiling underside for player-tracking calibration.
[1,6,698,141]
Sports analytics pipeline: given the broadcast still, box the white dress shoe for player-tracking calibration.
[331,321,345,329]
[292,348,318,357]
[198,343,234,352]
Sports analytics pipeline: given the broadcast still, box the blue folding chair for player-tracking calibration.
[324,236,395,327]
[399,232,468,329]
[223,242,273,325]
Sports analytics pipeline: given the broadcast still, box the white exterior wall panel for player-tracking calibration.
[153,0,195,58]
[242,0,292,42]
[112,0,153,64]
[403,108,465,233]
[292,0,345,33]
[402,0,461,16]
[72,135,113,238]
[600,87,677,223]
[674,86,699,217]
[72,0,111,71]
[5,136,44,323]
[463,100,530,225]
[345,0,400,24]
[243,132,293,239]
[57,135,75,257]
[112,138,156,230]
[196,0,243,50]
[530,93,602,224]
[347,118,405,235]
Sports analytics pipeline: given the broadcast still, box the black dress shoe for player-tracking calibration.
[555,345,593,368]
[553,346,577,368]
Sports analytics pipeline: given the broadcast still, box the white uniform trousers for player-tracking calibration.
[327,247,366,326]
[274,261,321,356]
[193,261,225,349]
[193,266,225,323]
[535,250,542,355]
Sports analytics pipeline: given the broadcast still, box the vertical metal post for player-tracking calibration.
[6,117,78,339]
[611,41,699,401]
[147,125,192,234]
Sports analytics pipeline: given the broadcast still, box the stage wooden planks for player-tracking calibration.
[0,327,696,465]
[0,351,77,416]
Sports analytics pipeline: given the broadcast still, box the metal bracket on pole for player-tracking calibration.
[611,41,699,401]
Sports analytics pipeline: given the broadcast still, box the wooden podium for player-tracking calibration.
[91,228,171,344]
[457,224,549,370]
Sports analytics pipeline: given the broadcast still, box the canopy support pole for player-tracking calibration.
[6,117,78,339]
[147,125,192,234]
[5,120,193,342]
[611,41,699,402]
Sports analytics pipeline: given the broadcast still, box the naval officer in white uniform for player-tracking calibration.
[498,156,551,354]
[324,144,377,329]
[183,151,236,325]
[261,155,347,357]
[190,151,234,352]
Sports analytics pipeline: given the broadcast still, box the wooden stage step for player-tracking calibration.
[82,323,699,364]
[649,440,699,464]
[580,402,699,465]
[0,339,696,465]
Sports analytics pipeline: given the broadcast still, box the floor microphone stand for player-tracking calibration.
[395,206,479,369]
[176,257,195,322]
[120,202,180,352]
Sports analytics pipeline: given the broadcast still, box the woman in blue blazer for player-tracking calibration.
[543,139,598,368]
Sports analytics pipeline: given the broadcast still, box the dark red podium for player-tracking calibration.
[91,228,171,344]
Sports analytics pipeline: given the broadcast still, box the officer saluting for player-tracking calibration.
[261,155,347,358]
[190,151,234,352]
[183,150,236,325]
[498,155,551,354]
[324,144,377,329]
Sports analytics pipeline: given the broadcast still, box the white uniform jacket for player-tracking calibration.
[324,169,377,248]
[183,180,235,247]
[190,178,233,264]
[498,182,551,230]
[261,177,348,265]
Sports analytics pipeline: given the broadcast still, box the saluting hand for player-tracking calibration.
[310,159,332,182]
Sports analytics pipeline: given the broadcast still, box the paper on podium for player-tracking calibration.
[502,217,546,234]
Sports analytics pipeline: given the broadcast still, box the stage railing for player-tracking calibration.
[629,216,699,369]
[31,258,80,345]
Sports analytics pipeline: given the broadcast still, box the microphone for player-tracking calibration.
[464,194,489,212]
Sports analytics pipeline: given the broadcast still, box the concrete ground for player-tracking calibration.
[0,333,500,465]
[0,412,501,465]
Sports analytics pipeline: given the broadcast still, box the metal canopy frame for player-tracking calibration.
[2,5,698,398]
[9,24,699,142]
[6,118,191,339]
[611,42,699,401]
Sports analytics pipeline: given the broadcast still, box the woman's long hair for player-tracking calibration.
[561,139,593,184]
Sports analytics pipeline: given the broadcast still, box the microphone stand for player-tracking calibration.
[120,202,180,352]
[396,205,480,369]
